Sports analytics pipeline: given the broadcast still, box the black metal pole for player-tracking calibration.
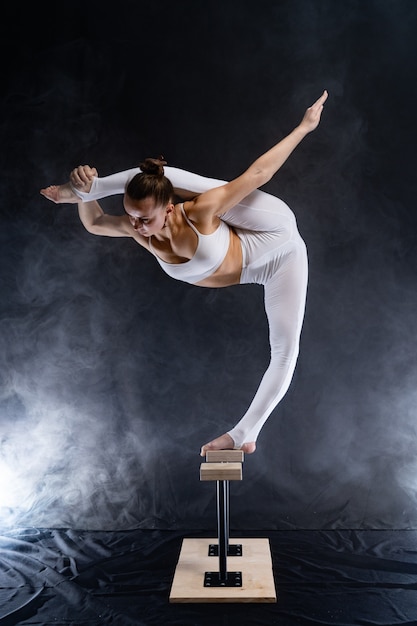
[216,479,228,581]
[225,479,230,553]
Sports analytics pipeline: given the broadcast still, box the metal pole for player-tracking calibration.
[216,479,228,581]
[225,479,230,553]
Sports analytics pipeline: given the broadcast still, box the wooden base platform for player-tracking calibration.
[169,538,277,603]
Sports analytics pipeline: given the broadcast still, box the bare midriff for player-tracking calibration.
[195,229,243,288]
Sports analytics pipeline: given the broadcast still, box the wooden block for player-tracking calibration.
[200,462,242,481]
[169,537,277,603]
[205,450,244,463]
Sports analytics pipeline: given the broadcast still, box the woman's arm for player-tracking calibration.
[187,90,328,221]
[67,89,327,220]
[78,199,139,239]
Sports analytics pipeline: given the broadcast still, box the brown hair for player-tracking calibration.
[125,157,174,206]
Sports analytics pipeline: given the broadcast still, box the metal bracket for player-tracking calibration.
[208,543,242,557]
[204,571,242,587]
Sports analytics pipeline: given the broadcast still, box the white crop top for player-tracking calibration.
[149,204,230,284]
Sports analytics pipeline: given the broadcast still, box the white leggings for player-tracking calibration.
[73,167,308,447]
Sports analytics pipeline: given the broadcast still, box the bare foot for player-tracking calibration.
[40,183,79,204]
[200,433,256,456]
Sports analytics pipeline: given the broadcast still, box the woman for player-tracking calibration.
[41,90,328,455]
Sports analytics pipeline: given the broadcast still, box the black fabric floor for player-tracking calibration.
[1,528,416,625]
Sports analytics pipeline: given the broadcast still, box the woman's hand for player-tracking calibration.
[298,90,328,134]
[70,165,98,193]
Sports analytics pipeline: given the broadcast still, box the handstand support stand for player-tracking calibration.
[201,450,243,587]
[169,449,277,603]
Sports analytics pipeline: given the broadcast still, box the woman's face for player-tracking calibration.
[124,195,170,237]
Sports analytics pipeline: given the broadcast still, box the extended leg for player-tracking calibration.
[227,240,308,448]
[70,166,226,201]
[67,166,296,235]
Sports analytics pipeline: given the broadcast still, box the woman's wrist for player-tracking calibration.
[293,123,310,139]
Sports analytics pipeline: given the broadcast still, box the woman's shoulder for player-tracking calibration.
[181,200,225,233]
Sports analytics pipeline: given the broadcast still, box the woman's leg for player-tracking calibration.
[72,166,296,235]
[202,236,308,453]
[72,168,140,200]
[40,167,140,204]
[70,166,225,201]
[229,240,308,447]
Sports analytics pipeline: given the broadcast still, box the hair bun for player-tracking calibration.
[139,156,167,177]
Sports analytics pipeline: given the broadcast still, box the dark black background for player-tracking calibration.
[1,0,417,532]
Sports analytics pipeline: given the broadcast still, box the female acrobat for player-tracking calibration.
[41,90,328,455]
